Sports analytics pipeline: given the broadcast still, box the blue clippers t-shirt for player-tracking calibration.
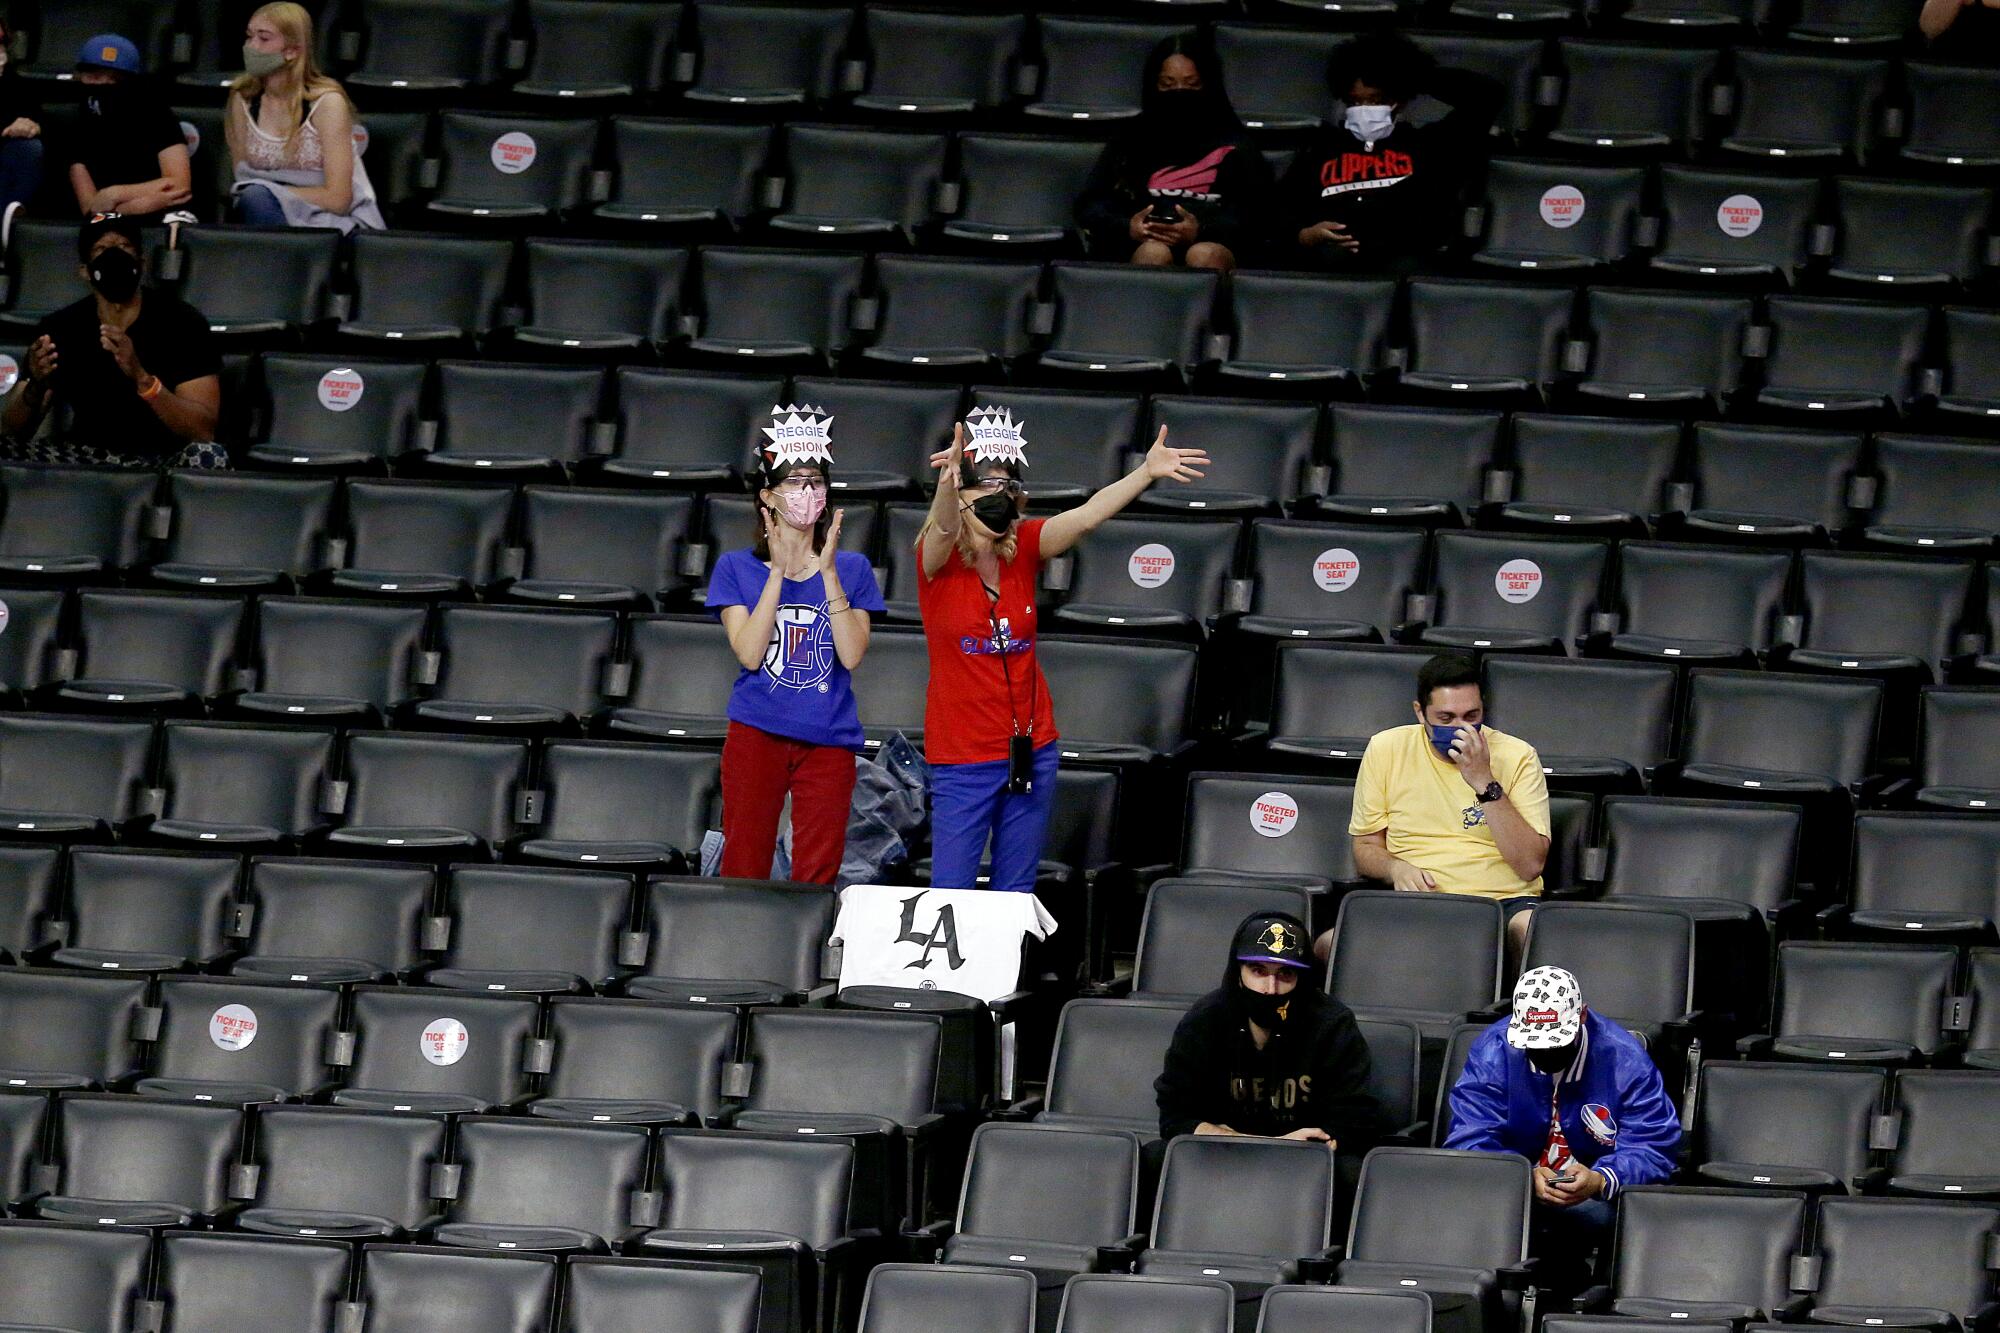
[705,548,887,751]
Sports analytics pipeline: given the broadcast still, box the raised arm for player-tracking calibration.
[1039,425,1209,558]
[919,422,966,579]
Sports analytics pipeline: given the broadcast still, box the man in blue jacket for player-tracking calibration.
[1442,966,1679,1271]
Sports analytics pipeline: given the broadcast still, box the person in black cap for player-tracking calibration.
[67,33,193,219]
[2,213,222,467]
[1155,911,1381,1154]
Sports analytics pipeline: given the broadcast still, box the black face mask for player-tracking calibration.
[87,247,141,304]
[1230,977,1297,1033]
[1152,88,1206,135]
[1526,1042,1578,1076]
[967,493,1017,535]
[84,85,128,117]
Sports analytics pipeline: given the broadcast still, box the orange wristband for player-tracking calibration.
[137,374,162,402]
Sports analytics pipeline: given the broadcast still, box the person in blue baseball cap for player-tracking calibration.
[68,33,194,220]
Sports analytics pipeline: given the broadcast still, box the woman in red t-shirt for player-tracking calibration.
[916,407,1208,892]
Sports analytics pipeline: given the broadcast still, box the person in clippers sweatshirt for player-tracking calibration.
[1279,30,1501,273]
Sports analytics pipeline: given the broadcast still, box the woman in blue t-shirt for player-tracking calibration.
[705,407,886,884]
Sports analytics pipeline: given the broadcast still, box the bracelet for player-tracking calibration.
[827,597,851,614]
[136,374,162,402]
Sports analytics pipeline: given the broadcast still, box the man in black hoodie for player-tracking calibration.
[1155,911,1380,1155]
[1279,31,1500,273]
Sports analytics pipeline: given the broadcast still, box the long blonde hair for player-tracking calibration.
[230,3,344,153]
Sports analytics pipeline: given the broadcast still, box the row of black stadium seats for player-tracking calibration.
[19,229,2000,418]
[20,1,1996,139]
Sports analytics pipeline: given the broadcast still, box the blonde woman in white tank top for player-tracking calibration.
[224,1,382,230]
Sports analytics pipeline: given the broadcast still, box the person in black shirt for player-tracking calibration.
[1156,911,1381,1156]
[66,34,193,219]
[1075,34,1273,272]
[0,15,45,220]
[1279,31,1500,274]
[3,214,223,468]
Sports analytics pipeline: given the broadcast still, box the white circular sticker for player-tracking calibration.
[421,1018,469,1067]
[208,1003,258,1051]
[490,131,537,175]
[316,367,365,412]
[352,123,370,157]
[1127,543,1176,589]
[180,119,200,154]
[1716,194,1763,238]
[1250,791,1300,839]
[1538,185,1585,229]
[0,599,10,636]
[1495,559,1545,604]
[1312,547,1360,593]
[0,354,17,395]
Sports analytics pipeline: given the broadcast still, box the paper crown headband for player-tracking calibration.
[761,404,833,470]
[964,406,1029,468]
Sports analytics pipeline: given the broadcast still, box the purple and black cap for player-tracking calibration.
[1232,911,1311,971]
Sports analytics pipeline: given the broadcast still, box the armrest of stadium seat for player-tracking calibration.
[1296,1245,1345,1284]
[1573,1284,1613,1312]
[996,1093,1044,1121]
[1736,1032,1774,1058]
[902,1218,953,1261]
[1497,1255,1546,1292]
[1382,1118,1430,1147]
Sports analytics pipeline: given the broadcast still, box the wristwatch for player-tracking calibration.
[1475,781,1505,804]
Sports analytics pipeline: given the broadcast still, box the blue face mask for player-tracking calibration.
[1429,722,1480,760]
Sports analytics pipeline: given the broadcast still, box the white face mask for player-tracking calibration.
[1344,104,1395,143]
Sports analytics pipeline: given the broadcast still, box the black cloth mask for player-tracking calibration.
[1230,979,1295,1033]
[1526,1041,1579,1076]
[87,248,141,304]
[967,493,1016,535]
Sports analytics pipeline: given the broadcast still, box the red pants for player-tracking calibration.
[720,720,857,885]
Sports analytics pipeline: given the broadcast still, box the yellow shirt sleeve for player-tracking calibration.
[1503,740,1552,839]
[1350,733,1390,835]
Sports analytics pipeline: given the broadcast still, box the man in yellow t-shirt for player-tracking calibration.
[1327,653,1551,963]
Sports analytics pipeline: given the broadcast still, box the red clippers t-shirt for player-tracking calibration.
[917,518,1060,765]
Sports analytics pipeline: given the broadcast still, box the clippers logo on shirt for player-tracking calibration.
[958,614,1034,659]
[1148,145,1237,203]
[1319,148,1416,198]
[762,603,835,693]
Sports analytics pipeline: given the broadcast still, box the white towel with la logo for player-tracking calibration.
[832,884,1056,1001]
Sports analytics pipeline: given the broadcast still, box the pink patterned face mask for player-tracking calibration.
[776,486,826,528]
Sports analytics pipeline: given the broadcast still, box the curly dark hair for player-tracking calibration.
[1326,30,1436,105]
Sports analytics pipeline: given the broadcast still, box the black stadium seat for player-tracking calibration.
[0,843,61,964]
[54,589,247,711]
[1824,178,1994,289]
[0,585,67,703]
[1885,1070,2000,1199]
[155,1231,356,1333]
[1140,397,1318,514]
[861,1263,1035,1333]
[1844,810,2000,936]
[37,1092,242,1228]
[626,877,837,1008]
[608,615,738,742]
[1677,669,1884,798]
[238,596,431,723]
[597,118,774,229]
[433,1115,653,1252]
[249,354,429,471]
[1026,16,1186,124]
[1865,433,2000,552]
[946,133,1107,249]
[1468,159,1650,272]
[150,720,339,847]
[1416,530,1610,655]
[1316,403,1501,525]
[0,1219,152,1333]
[0,967,152,1088]
[1238,523,1426,644]
[411,605,621,731]
[560,1256,764,1333]
[1679,422,1864,544]
[1749,941,1960,1066]
[1649,166,1821,283]
[1399,278,1574,399]
[1334,1146,1533,1329]
[1137,1135,1337,1313]
[1483,655,1675,788]
[1756,296,1933,417]
[163,225,340,342]
[510,238,690,356]
[1261,1285,1434,1333]
[334,985,543,1114]
[235,1102,451,1240]
[1051,517,1240,633]
[328,480,515,599]
[1719,50,1889,163]
[350,1244,558,1333]
[1597,1185,1809,1323]
[681,2,852,108]
[50,846,240,975]
[1800,1196,2000,1328]
[1598,542,1791,665]
[1543,40,1719,155]
[153,471,339,592]
[1132,878,1313,1001]
[861,255,1045,374]
[1036,263,1220,382]
[686,248,868,367]
[1263,643,1435,764]
[768,126,951,243]
[850,6,1028,119]
[1786,551,1974,680]
[341,0,515,93]
[1571,288,1754,409]
[515,0,682,102]
[0,465,157,579]
[138,975,345,1106]
[1179,772,1358,890]
[337,232,515,347]
[790,376,958,496]
[1898,62,2000,172]
[327,730,534,858]
[1497,414,1682,534]
[1056,1273,1233,1333]
[534,995,736,1126]
[1036,997,1187,1138]
[1693,1060,1884,1192]
[1329,891,1505,1037]
[604,368,784,486]
[1217,273,1397,391]
[1214,22,1347,134]
[510,486,697,609]
[520,740,718,869]
[232,856,436,985]
[426,864,632,995]
[424,360,606,476]
[1914,691,2000,810]
[0,712,155,839]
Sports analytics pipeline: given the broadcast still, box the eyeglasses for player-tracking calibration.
[774,477,827,494]
[968,478,1024,496]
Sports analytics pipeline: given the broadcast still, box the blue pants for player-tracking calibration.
[0,137,44,213]
[929,741,1060,893]
[233,183,288,226]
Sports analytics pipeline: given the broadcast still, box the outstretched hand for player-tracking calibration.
[929,422,965,490]
[762,504,810,572]
[818,508,845,573]
[1142,425,1209,484]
